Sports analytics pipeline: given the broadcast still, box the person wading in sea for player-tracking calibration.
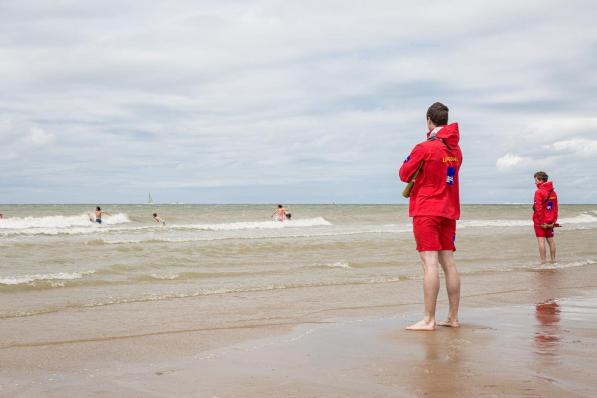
[153,212,166,225]
[272,204,287,222]
[532,171,558,264]
[399,102,462,331]
[94,206,110,224]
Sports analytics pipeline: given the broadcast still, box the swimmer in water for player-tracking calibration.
[94,206,110,224]
[153,213,166,225]
[272,204,287,222]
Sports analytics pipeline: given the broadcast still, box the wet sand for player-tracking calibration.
[121,297,597,398]
[2,265,597,397]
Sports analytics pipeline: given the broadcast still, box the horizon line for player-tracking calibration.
[1,202,596,206]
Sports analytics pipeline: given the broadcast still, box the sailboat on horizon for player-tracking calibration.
[147,192,154,205]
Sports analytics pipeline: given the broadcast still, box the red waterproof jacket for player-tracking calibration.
[399,123,462,219]
[533,181,558,225]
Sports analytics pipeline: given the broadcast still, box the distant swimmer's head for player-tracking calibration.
[426,102,449,129]
[96,206,101,211]
[153,213,157,217]
[534,171,548,184]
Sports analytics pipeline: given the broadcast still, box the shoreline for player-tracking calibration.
[2,264,597,397]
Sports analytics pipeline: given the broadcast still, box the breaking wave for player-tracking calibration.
[172,217,331,231]
[0,271,95,286]
[459,210,597,229]
[0,216,331,236]
[0,213,130,231]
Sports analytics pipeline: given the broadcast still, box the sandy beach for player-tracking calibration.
[2,261,597,397]
[3,0,597,396]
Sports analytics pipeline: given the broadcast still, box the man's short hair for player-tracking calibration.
[534,171,548,182]
[426,102,449,126]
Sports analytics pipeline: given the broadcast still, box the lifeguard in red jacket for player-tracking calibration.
[533,171,558,263]
[399,102,462,331]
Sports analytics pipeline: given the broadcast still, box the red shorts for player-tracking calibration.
[534,225,554,238]
[413,216,456,252]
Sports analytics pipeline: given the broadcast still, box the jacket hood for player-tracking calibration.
[538,181,554,190]
[427,123,459,148]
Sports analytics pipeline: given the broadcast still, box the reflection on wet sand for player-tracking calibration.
[410,331,467,396]
[534,269,562,368]
[535,299,561,356]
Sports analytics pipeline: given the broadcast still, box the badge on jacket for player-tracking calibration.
[446,167,455,185]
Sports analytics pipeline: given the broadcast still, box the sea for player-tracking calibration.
[1,204,596,320]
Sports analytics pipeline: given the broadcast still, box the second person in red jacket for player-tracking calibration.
[399,102,462,331]
[533,171,558,263]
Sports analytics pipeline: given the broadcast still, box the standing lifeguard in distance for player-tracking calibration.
[532,171,558,264]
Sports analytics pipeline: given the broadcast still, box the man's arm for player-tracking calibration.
[534,191,546,225]
[399,144,425,183]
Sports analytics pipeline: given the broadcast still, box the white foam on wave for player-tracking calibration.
[459,219,531,228]
[1,216,331,237]
[3,224,161,237]
[324,262,351,269]
[525,259,597,270]
[0,213,130,230]
[559,211,597,224]
[174,217,331,231]
[460,210,597,229]
[0,271,95,286]
[148,273,180,280]
[100,228,407,245]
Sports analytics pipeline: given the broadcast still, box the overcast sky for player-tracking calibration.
[1,0,596,204]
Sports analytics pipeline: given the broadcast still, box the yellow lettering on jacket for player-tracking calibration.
[442,156,459,163]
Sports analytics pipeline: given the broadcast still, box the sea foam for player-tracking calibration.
[0,271,95,286]
[459,209,597,229]
[174,217,331,231]
[0,213,130,229]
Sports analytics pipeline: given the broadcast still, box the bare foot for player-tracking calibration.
[437,319,460,328]
[406,319,436,331]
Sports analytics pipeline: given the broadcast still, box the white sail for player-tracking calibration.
[148,192,153,204]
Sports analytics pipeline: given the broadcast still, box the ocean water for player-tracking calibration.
[1,204,596,319]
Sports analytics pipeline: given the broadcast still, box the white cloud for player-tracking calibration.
[21,127,54,147]
[525,118,597,141]
[547,139,597,156]
[1,0,596,203]
[496,153,528,171]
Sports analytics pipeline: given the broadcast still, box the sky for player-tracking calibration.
[1,0,596,204]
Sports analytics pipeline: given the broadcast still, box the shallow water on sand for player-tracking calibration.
[1,204,596,319]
